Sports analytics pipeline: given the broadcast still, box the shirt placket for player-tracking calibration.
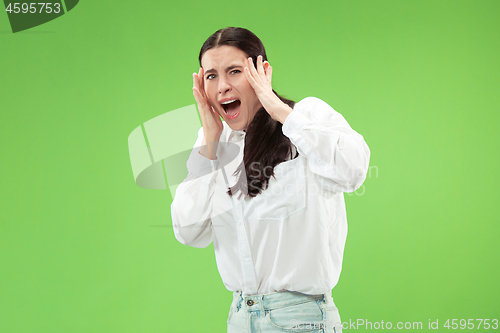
[220,142,258,295]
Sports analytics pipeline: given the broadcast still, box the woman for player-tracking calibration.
[171,27,370,333]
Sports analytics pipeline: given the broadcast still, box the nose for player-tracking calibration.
[218,76,231,94]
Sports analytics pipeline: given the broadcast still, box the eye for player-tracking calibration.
[206,74,216,80]
[230,69,241,75]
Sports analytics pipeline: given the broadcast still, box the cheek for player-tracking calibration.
[204,85,215,101]
[237,81,257,101]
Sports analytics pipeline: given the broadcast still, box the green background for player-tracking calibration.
[1,0,499,332]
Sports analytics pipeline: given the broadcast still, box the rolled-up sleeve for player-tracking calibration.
[282,97,371,193]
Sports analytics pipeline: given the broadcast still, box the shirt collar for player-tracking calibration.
[228,129,246,142]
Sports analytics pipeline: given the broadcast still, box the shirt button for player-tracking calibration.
[247,300,254,306]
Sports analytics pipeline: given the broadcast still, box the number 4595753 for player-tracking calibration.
[444,319,498,329]
[5,3,62,14]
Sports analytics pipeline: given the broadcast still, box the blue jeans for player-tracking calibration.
[227,290,342,332]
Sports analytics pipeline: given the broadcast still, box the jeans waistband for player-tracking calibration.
[232,290,331,312]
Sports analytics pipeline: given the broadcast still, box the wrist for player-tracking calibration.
[261,93,292,124]
[270,101,293,124]
[200,135,220,160]
[199,142,219,160]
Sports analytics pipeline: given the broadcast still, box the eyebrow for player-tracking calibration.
[204,65,243,75]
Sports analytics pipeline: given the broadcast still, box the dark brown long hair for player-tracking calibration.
[199,27,297,198]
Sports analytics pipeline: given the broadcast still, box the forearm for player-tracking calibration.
[268,99,293,124]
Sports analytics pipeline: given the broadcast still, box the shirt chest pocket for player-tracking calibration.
[252,158,307,222]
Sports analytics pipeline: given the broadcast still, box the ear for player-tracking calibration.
[263,61,272,84]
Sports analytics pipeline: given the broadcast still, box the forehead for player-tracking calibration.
[201,45,248,69]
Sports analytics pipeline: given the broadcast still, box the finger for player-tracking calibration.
[266,64,272,84]
[244,66,258,89]
[197,69,213,103]
[193,74,205,103]
[198,68,205,93]
[193,72,199,90]
[249,57,264,87]
[192,86,206,108]
[194,70,204,95]
[193,73,202,100]
[248,57,259,78]
[257,55,265,76]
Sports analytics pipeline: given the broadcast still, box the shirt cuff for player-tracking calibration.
[282,109,311,139]
[186,147,219,177]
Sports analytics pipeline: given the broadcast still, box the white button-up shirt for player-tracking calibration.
[171,97,370,296]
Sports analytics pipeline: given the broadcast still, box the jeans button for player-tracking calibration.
[246,300,254,306]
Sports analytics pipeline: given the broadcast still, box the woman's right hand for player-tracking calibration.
[192,68,223,160]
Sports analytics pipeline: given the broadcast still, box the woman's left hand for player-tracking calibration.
[244,55,292,124]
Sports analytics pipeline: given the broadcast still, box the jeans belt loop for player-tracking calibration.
[259,295,265,317]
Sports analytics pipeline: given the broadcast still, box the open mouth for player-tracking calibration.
[221,99,241,120]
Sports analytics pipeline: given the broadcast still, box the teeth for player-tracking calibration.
[221,99,237,105]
